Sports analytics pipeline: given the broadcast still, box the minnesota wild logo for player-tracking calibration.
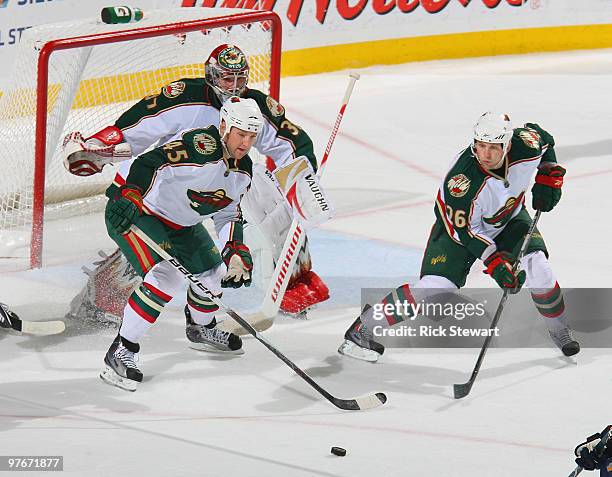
[483,192,525,228]
[519,129,541,149]
[447,174,471,198]
[193,132,217,155]
[162,81,186,99]
[187,189,232,216]
[218,46,247,71]
[266,95,285,117]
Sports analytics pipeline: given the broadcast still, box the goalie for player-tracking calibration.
[63,44,330,324]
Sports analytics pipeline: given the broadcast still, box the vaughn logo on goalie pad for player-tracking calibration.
[273,157,334,230]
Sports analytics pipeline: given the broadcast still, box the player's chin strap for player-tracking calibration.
[218,73,360,336]
[129,224,386,412]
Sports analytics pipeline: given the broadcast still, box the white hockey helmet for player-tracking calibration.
[220,96,263,137]
[471,112,513,164]
[472,111,513,147]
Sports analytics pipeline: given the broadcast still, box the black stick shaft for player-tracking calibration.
[454,210,542,399]
[131,226,385,411]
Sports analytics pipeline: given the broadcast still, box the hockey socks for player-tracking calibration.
[120,282,172,343]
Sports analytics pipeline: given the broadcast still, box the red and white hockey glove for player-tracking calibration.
[221,241,253,289]
[531,162,565,212]
[483,251,526,294]
[62,126,132,176]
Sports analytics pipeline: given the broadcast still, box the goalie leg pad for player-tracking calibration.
[67,249,141,326]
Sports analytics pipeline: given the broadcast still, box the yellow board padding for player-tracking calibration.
[0,54,269,117]
[281,24,612,77]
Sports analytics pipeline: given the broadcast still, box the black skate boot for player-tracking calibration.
[549,325,580,357]
[100,334,143,391]
[337,306,385,363]
[185,306,243,354]
[0,303,18,331]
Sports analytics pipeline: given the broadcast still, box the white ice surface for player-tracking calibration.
[2,49,612,476]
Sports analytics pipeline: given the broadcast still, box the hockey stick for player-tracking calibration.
[568,426,612,477]
[221,73,361,336]
[453,210,542,399]
[0,304,65,336]
[130,224,386,411]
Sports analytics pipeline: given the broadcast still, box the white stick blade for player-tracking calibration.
[20,320,65,335]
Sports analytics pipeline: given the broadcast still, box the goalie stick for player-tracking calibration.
[453,210,542,399]
[131,224,386,411]
[220,72,361,336]
[0,304,65,335]
[568,426,612,477]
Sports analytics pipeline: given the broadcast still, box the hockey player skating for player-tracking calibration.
[574,426,612,476]
[338,112,580,363]
[99,97,261,391]
[64,43,329,323]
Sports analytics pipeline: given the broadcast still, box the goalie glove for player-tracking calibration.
[221,241,253,289]
[575,426,612,471]
[273,156,334,230]
[62,126,132,176]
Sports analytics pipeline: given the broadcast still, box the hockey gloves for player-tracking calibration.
[221,241,253,289]
[531,162,565,212]
[107,185,143,235]
[575,425,612,471]
[483,251,526,294]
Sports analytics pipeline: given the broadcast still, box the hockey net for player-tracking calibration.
[0,7,281,268]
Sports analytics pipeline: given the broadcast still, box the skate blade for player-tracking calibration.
[337,340,381,363]
[99,365,138,392]
[20,320,65,336]
[188,342,245,355]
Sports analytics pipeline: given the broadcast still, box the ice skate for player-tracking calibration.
[338,307,384,363]
[100,335,143,392]
[185,306,244,355]
[548,325,580,357]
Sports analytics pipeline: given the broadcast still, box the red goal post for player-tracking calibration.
[21,10,281,268]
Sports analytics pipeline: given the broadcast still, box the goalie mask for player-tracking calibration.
[471,111,513,165]
[220,96,263,138]
[205,44,249,102]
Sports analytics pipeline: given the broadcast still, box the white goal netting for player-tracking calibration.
[0,7,279,267]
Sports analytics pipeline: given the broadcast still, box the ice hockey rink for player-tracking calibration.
[1,48,612,476]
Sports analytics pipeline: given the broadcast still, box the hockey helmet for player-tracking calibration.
[220,96,263,137]
[205,44,249,102]
[471,111,513,160]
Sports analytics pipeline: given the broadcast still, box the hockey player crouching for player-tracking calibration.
[63,44,329,323]
[338,112,580,363]
[100,97,262,391]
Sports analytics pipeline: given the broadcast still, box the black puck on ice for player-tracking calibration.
[330,446,346,456]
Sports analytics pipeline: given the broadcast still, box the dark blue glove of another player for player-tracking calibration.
[575,426,612,471]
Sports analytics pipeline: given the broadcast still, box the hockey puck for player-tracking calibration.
[330,446,346,456]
